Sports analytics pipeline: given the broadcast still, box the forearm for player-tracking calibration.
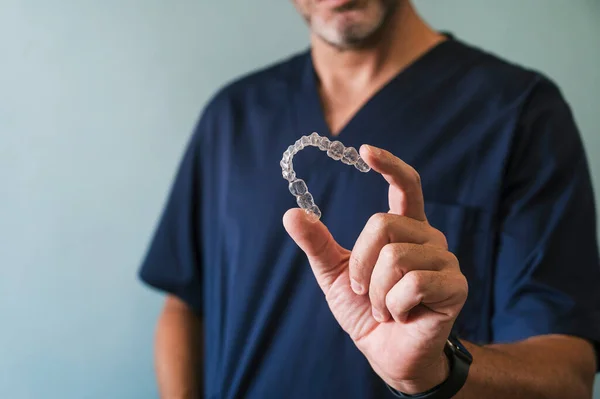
[455,335,596,399]
[155,296,203,399]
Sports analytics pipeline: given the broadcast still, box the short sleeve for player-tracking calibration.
[138,116,205,315]
[492,77,600,357]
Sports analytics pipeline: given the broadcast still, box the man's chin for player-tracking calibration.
[311,6,392,49]
[314,22,381,50]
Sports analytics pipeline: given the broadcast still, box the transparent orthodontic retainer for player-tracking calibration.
[281,132,371,222]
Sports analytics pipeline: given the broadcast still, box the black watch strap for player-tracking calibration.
[387,337,472,398]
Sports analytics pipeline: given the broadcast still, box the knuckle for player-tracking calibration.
[410,168,422,187]
[427,226,448,248]
[405,271,424,292]
[368,212,389,231]
[447,274,469,318]
[379,243,399,264]
[443,251,459,269]
[380,244,411,277]
[458,274,469,300]
[437,231,448,249]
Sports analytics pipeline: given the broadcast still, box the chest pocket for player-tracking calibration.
[424,201,494,343]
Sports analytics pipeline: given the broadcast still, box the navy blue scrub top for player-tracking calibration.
[139,37,600,399]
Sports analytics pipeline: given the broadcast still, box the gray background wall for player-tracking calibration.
[0,1,598,398]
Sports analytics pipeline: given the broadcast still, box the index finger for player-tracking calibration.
[360,145,427,221]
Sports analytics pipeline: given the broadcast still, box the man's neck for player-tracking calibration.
[311,3,445,95]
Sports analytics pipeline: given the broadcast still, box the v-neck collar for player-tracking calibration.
[292,35,470,144]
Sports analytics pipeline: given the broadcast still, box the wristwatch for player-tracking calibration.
[387,335,472,398]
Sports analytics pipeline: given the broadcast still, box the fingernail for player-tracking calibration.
[350,279,364,295]
[372,308,384,322]
[365,145,381,156]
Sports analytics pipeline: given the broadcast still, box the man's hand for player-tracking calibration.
[283,144,468,394]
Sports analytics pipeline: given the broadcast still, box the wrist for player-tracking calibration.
[390,352,450,395]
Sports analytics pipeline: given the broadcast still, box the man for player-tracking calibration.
[139,0,600,397]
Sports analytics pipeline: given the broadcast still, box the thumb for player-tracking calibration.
[283,208,349,294]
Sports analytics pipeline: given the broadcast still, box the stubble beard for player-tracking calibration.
[304,0,399,50]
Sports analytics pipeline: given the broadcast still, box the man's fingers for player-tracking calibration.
[348,213,447,296]
[360,145,426,221]
[283,208,348,294]
[385,269,468,323]
[368,244,451,322]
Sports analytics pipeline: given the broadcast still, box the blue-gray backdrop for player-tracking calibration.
[1,1,598,398]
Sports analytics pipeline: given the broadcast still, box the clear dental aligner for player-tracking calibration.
[281,132,371,222]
